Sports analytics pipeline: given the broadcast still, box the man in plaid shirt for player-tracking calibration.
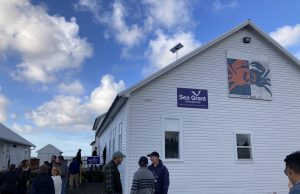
[103,151,126,194]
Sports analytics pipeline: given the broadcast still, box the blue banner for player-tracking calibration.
[87,156,100,164]
[177,88,208,109]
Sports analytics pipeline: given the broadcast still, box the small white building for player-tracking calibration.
[0,123,35,171]
[95,21,300,194]
[37,144,62,164]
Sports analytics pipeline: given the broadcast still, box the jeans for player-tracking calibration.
[61,177,67,194]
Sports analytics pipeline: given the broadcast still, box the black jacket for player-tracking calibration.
[31,175,55,194]
[0,170,18,193]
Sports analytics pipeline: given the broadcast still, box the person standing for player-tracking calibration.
[75,149,83,184]
[49,155,57,174]
[91,147,98,171]
[17,160,31,194]
[51,166,62,194]
[103,151,126,194]
[0,164,18,194]
[147,152,169,194]
[92,147,98,157]
[284,151,300,194]
[69,157,80,189]
[130,156,155,194]
[57,156,68,194]
[31,165,55,194]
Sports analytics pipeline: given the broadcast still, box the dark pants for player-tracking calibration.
[17,183,27,194]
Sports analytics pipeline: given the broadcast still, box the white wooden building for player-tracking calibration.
[37,144,62,164]
[95,21,300,194]
[0,123,35,171]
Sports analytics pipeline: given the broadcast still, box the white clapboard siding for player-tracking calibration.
[125,26,300,194]
[99,103,128,188]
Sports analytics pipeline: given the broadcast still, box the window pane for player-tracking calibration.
[165,131,179,159]
[236,134,251,146]
[237,148,251,159]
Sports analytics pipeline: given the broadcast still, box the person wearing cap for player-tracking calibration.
[130,156,155,194]
[284,151,300,194]
[103,151,126,194]
[147,152,169,194]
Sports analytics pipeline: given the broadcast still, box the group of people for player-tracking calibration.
[103,151,169,194]
[0,159,31,194]
[31,155,71,194]
[0,148,83,194]
[103,150,300,194]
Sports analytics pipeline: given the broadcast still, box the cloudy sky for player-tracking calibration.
[0,0,300,157]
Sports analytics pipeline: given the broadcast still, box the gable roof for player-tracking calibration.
[119,20,299,97]
[0,123,35,147]
[37,144,63,153]
[97,20,300,136]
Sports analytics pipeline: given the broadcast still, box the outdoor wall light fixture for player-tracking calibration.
[243,37,251,43]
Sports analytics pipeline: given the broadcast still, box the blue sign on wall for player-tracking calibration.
[87,156,100,164]
[177,88,208,109]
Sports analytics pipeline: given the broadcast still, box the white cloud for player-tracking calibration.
[73,0,101,22]
[270,24,300,47]
[104,1,144,47]
[74,0,144,46]
[0,0,92,83]
[28,74,125,131]
[58,80,85,96]
[142,30,201,76]
[212,0,237,11]
[0,93,9,122]
[12,123,35,134]
[143,0,192,29]
[86,74,126,112]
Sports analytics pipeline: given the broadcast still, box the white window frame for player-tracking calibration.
[113,126,116,153]
[234,131,254,163]
[109,131,112,158]
[162,117,183,161]
[118,122,122,151]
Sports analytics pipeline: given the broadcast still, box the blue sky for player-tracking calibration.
[0,0,300,157]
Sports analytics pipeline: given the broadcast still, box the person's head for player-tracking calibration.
[112,151,126,165]
[51,155,57,163]
[39,165,49,175]
[21,159,29,167]
[57,156,64,163]
[51,166,60,176]
[44,161,50,166]
[94,147,97,150]
[147,151,160,166]
[78,149,81,152]
[9,164,16,172]
[284,151,300,184]
[138,156,148,167]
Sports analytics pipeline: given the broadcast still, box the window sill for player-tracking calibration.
[235,159,254,164]
[163,159,184,163]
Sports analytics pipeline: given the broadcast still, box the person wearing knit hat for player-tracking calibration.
[130,156,155,194]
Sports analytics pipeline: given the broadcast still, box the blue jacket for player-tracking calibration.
[148,160,169,194]
[69,160,80,174]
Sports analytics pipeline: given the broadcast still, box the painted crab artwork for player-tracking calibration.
[227,58,272,100]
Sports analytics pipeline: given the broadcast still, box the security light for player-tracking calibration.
[243,37,251,43]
